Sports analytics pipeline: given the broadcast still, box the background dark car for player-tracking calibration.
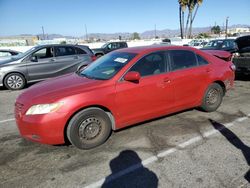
[0,49,21,59]
[200,39,238,53]
[233,35,250,75]
[91,41,128,57]
[0,44,95,90]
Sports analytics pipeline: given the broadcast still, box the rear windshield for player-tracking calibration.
[79,52,137,80]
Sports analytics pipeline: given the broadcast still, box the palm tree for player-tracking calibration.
[178,0,188,39]
[188,0,203,38]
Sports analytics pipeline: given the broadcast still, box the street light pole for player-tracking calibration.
[225,17,229,39]
[85,24,88,42]
[42,26,45,40]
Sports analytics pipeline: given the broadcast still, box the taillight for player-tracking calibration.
[230,64,236,71]
[91,55,97,61]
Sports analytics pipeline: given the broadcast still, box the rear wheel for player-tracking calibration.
[66,108,112,149]
[96,54,103,58]
[200,83,224,112]
[4,73,26,90]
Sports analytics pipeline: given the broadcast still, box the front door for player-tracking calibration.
[114,51,174,128]
[26,47,56,80]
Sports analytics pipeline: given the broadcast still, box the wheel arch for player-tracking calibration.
[63,105,115,144]
[213,80,226,95]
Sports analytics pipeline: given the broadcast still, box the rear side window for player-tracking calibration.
[197,54,209,65]
[169,50,197,71]
[55,46,75,57]
[120,42,127,48]
[75,47,87,55]
[130,52,165,77]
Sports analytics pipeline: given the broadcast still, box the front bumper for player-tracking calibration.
[15,111,68,145]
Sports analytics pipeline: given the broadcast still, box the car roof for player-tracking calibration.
[0,49,20,53]
[34,44,89,48]
[210,39,235,42]
[116,45,198,54]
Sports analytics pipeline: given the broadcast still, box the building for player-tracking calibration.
[227,27,250,35]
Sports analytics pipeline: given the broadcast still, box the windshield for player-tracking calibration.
[12,47,37,60]
[203,40,224,49]
[101,43,108,48]
[79,52,137,80]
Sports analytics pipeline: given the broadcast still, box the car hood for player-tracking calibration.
[235,35,250,50]
[17,73,105,104]
[0,57,16,66]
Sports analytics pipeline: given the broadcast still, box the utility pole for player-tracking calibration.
[42,26,45,40]
[85,24,88,42]
[225,17,229,39]
[154,24,156,39]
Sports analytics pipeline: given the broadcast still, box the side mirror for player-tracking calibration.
[124,71,141,82]
[31,56,38,62]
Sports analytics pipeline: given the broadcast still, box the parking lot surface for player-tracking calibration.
[0,79,250,188]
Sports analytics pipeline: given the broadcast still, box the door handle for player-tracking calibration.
[163,78,171,83]
[74,56,79,59]
[206,68,211,73]
[50,59,55,62]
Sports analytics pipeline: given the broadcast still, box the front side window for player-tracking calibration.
[130,52,165,77]
[169,50,197,71]
[79,52,136,80]
[32,47,53,59]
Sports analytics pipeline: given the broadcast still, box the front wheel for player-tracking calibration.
[66,108,112,149]
[200,83,224,112]
[4,73,26,90]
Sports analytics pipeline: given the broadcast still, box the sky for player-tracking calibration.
[0,0,249,36]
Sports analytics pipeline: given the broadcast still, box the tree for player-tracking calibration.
[131,32,140,40]
[178,0,188,39]
[188,0,203,38]
[178,0,203,39]
[211,25,221,34]
[60,41,66,44]
[196,32,210,38]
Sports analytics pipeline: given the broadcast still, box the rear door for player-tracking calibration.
[166,50,211,108]
[74,46,91,63]
[115,51,175,128]
[53,46,82,76]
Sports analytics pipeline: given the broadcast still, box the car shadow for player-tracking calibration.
[101,150,158,188]
[209,119,250,183]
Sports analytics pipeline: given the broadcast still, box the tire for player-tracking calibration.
[96,54,103,58]
[77,65,87,72]
[4,73,26,90]
[66,107,112,149]
[200,83,224,112]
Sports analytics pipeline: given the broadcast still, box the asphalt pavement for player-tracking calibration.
[0,79,250,188]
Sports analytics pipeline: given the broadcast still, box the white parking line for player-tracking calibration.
[84,114,250,188]
[0,118,15,124]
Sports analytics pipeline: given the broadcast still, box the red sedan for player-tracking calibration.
[15,46,235,149]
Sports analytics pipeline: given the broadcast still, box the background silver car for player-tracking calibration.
[0,44,95,90]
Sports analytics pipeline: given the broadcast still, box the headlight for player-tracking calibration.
[26,102,64,115]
